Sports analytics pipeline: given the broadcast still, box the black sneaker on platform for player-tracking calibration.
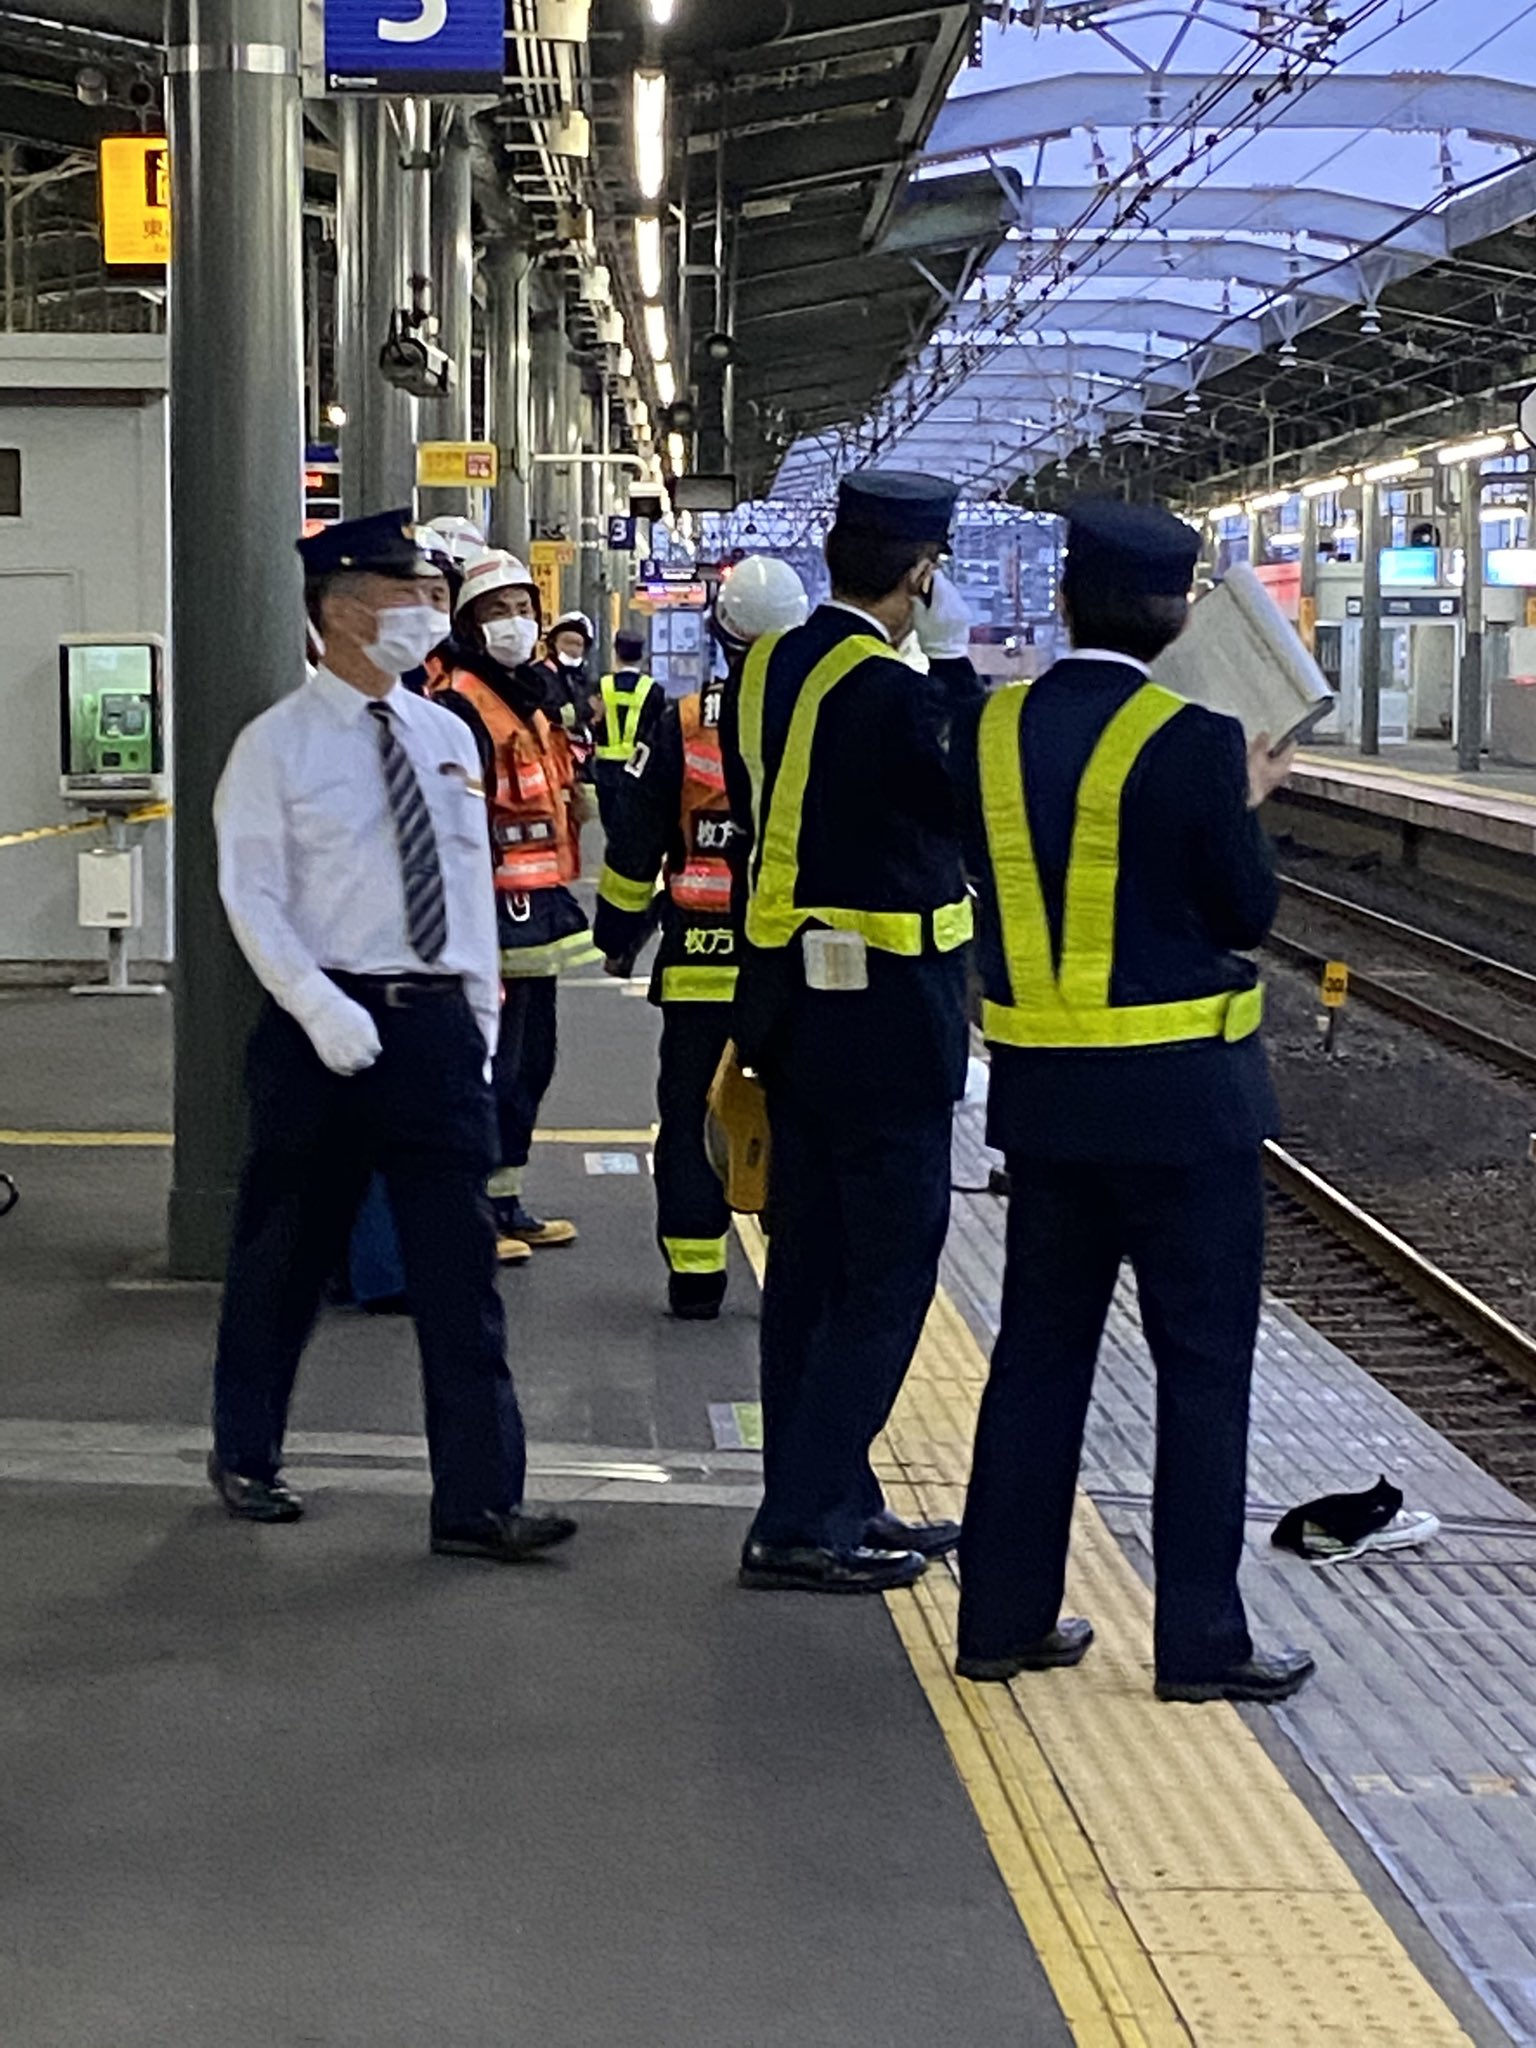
[738,1541,927,1595]
[1155,1647,1316,1705]
[430,1508,579,1562]
[668,1272,726,1321]
[865,1510,961,1559]
[956,1619,1095,1681]
[207,1453,305,1524]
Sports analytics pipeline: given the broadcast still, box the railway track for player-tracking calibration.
[1268,876,1536,1087]
[1263,1144,1536,1503]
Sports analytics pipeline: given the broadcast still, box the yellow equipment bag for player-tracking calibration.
[705,1040,771,1215]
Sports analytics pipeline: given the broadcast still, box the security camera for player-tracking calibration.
[74,66,109,107]
[378,308,455,399]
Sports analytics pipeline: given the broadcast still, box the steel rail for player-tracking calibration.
[1263,1142,1536,1394]
[1264,929,1536,1088]
[1277,875,1536,1004]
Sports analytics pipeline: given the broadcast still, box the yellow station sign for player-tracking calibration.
[416,441,499,489]
[100,137,170,268]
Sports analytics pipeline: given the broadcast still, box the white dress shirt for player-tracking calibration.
[1068,646,1151,676]
[825,598,891,643]
[214,666,501,1054]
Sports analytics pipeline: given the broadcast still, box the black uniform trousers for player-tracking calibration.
[654,1001,732,1276]
[957,1150,1262,1684]
[213,991,527,1530]
[494,975,559,1171]
[753,1092,953,1553]
[593,758,627,833]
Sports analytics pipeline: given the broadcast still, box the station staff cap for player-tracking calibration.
[297,508,436,581]
[1065,499,1199,598]
[834,470,959,547]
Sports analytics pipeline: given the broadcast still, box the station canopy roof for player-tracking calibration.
[773,0,1536,514]
[0,2,1011,495]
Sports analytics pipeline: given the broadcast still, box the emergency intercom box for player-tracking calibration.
[58,632,166,805]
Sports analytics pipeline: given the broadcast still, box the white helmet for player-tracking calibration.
[715,556,810,644]
[549,609,595,644]
[455,548,538,619]
[423,515,487,568]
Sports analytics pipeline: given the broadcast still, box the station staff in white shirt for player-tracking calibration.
[209,509,578,1566]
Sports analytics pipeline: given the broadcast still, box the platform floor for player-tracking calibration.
[0,968,1529,2044]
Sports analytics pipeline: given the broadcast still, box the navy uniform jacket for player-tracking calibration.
[592,683,735,1004]
[953,656,1280,1163]
[719,603,984,1115]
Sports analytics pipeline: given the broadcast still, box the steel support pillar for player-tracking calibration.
[1458,458,1485,772]
[578,397,604,650]
[165,0,305,1277]
[1298,494,1319,656]
[1359,480,1383,756]
[418,110,476,522]
[336,99,415,519]
[487,241,532,547]
[530,313,563,539]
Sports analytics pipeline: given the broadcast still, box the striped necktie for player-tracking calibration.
[369,701,448,964]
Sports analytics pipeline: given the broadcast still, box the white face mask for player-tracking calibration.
[556,651,586,669]
[363,603,445,676]
[483,615,540,667]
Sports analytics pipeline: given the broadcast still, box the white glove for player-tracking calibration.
[305,995,383,1078]
[913,569,974,662]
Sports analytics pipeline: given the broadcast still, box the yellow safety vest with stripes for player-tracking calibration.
[595,670,657,762]
[977,680,1263,1050]
[738,630,973,959]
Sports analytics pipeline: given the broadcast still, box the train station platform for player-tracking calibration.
[0,958,1531,2045]
[1279,746,1536,874]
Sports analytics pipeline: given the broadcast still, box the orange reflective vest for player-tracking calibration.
[669,687,734,915]
[443,668,580,895]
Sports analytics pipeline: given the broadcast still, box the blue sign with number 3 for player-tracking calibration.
[325,0,505,94]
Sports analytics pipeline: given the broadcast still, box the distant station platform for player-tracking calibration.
[0,951,1531,2044]
[1280,745,1536,874]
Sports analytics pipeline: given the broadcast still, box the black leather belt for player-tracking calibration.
[326,970,463,1010]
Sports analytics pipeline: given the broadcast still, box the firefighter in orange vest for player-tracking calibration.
[434,549,590,1253]
[594,556,810,1318]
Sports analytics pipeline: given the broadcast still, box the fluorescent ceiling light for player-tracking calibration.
[1301,475,1351,499]
[1360,458,1419,484]
[649,0,675,19]
[635,215,663,301]
[643,301,669,362]
[633,71,666,202]
[1246,489,1291,512]
[655,359,676,406]
[1438,435,1507,467]
[1207,502,1242,522]
[617,345,635,380]
[667,431,686,468]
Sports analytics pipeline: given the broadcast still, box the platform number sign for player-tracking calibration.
[324,0,505,94]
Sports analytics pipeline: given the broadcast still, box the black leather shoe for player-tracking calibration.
[1155,1647,1316,1705]
[738,1541,927,1594]
[865,1511,961,1559]
[956,1618,1095,1681]
[430,1508,579,1562]
[668,1272,726,1322]
[207,1453,304,1524]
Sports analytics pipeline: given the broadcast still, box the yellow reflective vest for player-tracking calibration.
[976,680,1263,1049]
[595,670,658,762]
[738,629,973,958]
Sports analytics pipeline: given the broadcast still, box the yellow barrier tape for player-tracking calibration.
[0,803,169,852]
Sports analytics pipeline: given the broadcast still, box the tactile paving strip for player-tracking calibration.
[734,1219,1472,2046]
[947,1102,1536,2044]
